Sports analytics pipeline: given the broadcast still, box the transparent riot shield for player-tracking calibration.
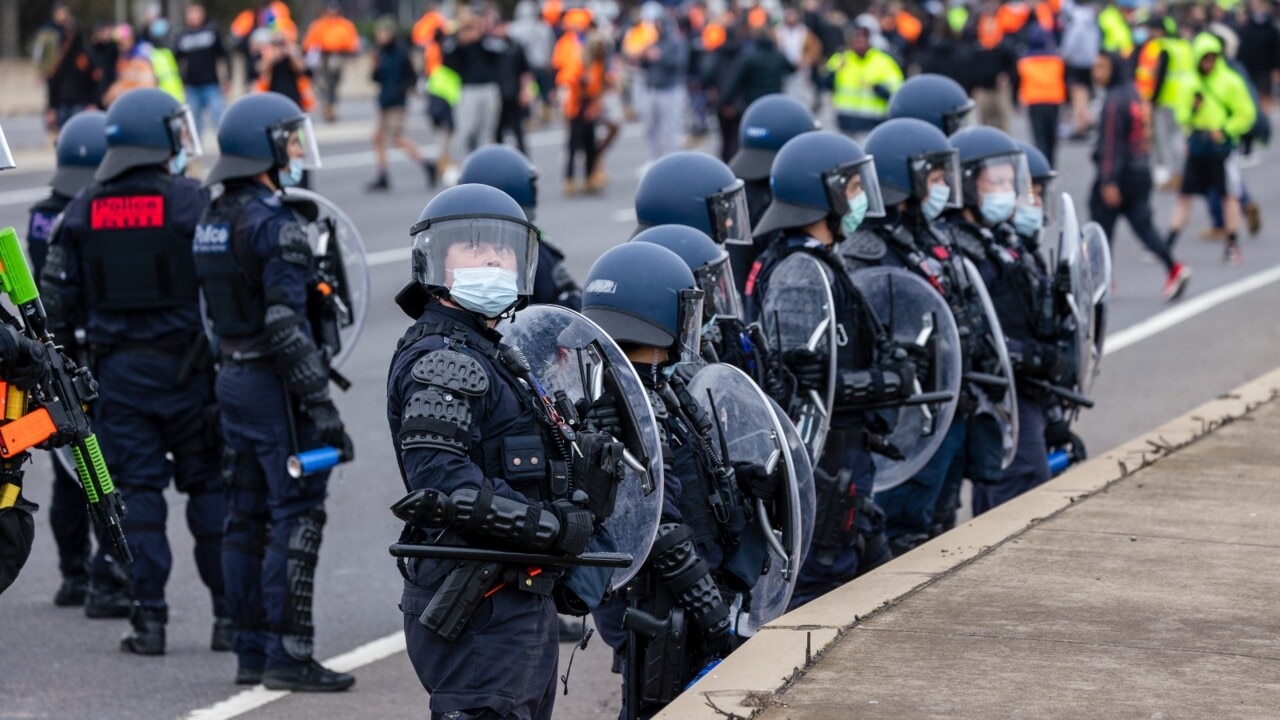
[1081,221,1111,393]
[1056,192,1094,395]
[961,257,1019,470]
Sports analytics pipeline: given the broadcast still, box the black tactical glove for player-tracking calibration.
[2,329,47,392]
[548,499,593,555]
[576,391,623,439]
[1020,340,1068,383]
[571,431,624,521]
[303,399,355,461]
[732,461,778,504]
[783,347,827,395]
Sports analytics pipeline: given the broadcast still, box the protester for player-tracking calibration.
[174,4,231,136]
[302,2,361,123]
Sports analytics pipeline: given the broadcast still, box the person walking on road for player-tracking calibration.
[640,13,689,162]
[174,4,230,137]
[1090,52,1191,302]
[1017,29,1068,168]
[302,2,361,123]
[440,6,505,185]
[826,26,903,138]
[366,17,433,193]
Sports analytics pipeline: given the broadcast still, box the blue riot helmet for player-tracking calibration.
[754,131,885,238]
[729,94,820,181]
[949,126,1030,226]
[634,152,752,246]
[50,110,108,196]
[864,118,961,219]
[1017,140,1057,228]
[458,144,539,220]
[97,87,202,181]
[0,123,14,171]
[887,73,976,135]
[205,91,321,187]
[631,224,743,321]
[583,242,705,364]
[408,183,541,320]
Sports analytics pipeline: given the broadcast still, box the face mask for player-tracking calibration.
[1012,203,1044,236]
[279,158,304,187]
[980,190,1017,225]
[922,182,951,221]
[449,266,520,318]
[168,148,188,176]
[840,192,870,236]
[150,19,169,38]
[1133,28,1150,45]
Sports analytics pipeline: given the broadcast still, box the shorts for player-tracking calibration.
[1180,150,1242,198]
[378,106,407,139]
[1066,65,1093,90]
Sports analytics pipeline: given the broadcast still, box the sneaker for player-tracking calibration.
[262,659,355,692]
[211,617,235,652]
[1224,242,1243,266]
[1244,202,1262,236]
[54,575,88,607]
[563,179,580,197]
[1199,227,1227,241]
[84,582,132,619]
[120,606,167,655]
[1161,263,1191,301]
[365,174,390,193]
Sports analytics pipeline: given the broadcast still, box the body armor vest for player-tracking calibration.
[194,190,269,339]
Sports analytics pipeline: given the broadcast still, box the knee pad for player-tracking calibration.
[280,508,326,660]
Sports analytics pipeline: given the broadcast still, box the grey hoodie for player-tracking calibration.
[508,0,553,69]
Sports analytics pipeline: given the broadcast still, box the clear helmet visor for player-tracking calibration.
[411,215,541,295]
[1030,177,1056,223]
[0,124,13,170]
[270,115,322,170]
[167,106,203,158]
[824,157,886,218]
[910,149,962,208]
[676,288,706,364]
[707,179,753,246]
[695,252,744,321]
[966,152,1031,207]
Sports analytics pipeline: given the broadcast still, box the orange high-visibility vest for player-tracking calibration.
[553,32,583,87]
[896,11,923,44]
[623,22,658,58]
[412,11,447,72]
[1017,54,1066,105]
[1033,1,1056,32]
[303,16,360,54]
[1133,40,1162,101]
[231,2,296,41]
[702,23,726,51]
[997,2,1031,34]
[977,12,1003,50]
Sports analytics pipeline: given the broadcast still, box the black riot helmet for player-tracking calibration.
[949,126,1030,214]
[52,110,108,196]
[205,92,321,186]
[864,118,961,212]
[754,131,885,238]
[631,224,743,321]
[888,73,976,135]
[634,152,752,246]
[408,183,541,320]
[458,144,539,220]
[0,122,13,171]
[582,242,704,364]
[97,87,202,181]
[729,94,820,181]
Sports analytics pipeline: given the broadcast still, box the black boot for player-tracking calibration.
[236,664,264,685]
[84,580,132,618]
[120,606,166,655]
[262,659,355,692]
[423,159,438,188]
[54,574,88,607]
[211,617,235,652]
[365,172,390,192]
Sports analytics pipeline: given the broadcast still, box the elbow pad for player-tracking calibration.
[834,368,906,408]
[265,304,329,403]
[648,523,730,639]
[393,485,563,549]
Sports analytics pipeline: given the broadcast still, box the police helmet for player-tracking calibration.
[97,88,202,182]
[888,74,976,135]
[206,92,320,187]
[583,242,704,363]
[949,126,1030,211]
[754,131,885,238]
[632,224,742,321]
[458,144,539,219]
[634,152,752,246]
[1017,141,1056,220]
[51,110,107,197]
[409,183,541,317]
[729,94,819,181]
[0,123,14,171]
[864,118,961,208]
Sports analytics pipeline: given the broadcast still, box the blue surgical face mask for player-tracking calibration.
[841,192,870,236]
[449,266,520,318]
[980,190,1017,225]
[150,18,169,38]
[922,182,951,221]
[1133,28,1150,45]
[168,148,188,176]
[279,158,304,187]
[1013,203,1044,236]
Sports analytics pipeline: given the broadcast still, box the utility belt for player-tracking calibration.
[90,332,199,358]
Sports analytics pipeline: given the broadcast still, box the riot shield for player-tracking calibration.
[961,258,1019,470]
[759,253,837,464]
[498,305,664,590]
[848,267,963,492]
[279,187,370,369]
[1055,193,1095,395]
[687,364,815,636]
[1081,221,1111,391]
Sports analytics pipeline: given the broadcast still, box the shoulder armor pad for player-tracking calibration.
[400,386,475,454]
[841,230,887,261]
[412,348,490,397]
[949,225,987,260]
[646,387,669,420]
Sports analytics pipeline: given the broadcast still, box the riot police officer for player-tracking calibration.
[196,92,354,690]
[43,88,228,656]
[27,110,107,608]
[584,240,767,719]
[747,131,908,606]
[728,94,820,230]
[457,144,582,310]
[387,184,619,719]
[1012,142,1055,259]
[887,73,976,135]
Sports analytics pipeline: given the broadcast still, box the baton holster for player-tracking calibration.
[419,560,503,641]
[624,606,688,705]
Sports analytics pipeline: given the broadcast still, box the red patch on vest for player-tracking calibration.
[745,261,763,297]
[930,245,950,260]
[90,196,165,230]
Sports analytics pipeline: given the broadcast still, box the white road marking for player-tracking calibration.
[0,187,54,208]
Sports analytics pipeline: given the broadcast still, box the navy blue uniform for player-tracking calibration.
[196,180,332,675]
[531,238,582,310]
[42,167,225,617]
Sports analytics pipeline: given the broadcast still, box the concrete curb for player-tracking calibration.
[655,366,1280,720]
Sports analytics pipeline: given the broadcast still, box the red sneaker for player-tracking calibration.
[1162,263,1191,302]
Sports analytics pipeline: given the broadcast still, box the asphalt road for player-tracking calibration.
[0,104,1278,720]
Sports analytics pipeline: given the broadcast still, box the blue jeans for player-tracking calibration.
[186,84,225,136]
